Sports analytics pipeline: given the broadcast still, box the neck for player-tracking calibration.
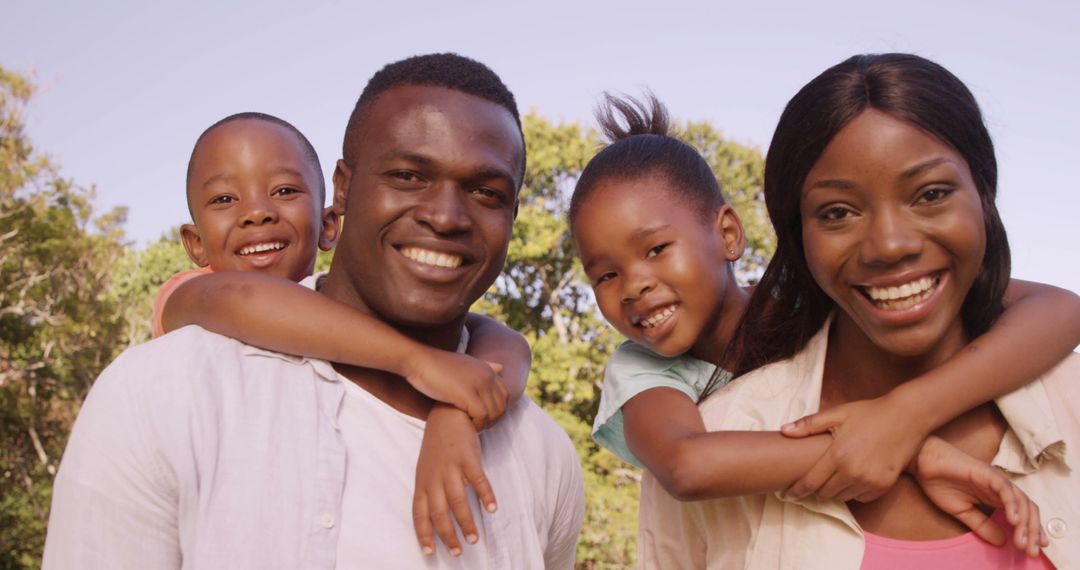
[319,267,465,419]
[820,313,968,406]
[688,282,751,368]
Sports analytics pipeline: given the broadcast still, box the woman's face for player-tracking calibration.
[800,109,986,361]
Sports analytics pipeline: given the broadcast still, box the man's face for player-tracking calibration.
[329,85,524,328]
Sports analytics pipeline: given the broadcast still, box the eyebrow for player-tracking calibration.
[381,150,517,188]
[630,224,672,242]
[899,156,956,180]
[200,166,309,190]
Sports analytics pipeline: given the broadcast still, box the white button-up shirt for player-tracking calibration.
[638,319,1079,569]
[43,325,584,569]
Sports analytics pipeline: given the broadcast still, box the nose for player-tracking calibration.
[859,207,922,266]
[414,182,472,235]
[239,194,279,227]
[621,266,657,304]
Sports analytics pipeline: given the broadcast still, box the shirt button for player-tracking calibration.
[321,513,336,529]
[1046,518,1067,539]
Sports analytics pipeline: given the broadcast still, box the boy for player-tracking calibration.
[156,111,532,554]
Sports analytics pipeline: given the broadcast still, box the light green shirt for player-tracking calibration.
[591,341,729,468]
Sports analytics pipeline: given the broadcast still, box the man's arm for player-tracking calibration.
[42,355,180,570]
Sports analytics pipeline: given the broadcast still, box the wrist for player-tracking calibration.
[884,383,938,439]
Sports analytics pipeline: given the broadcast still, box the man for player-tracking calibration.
[43,53,584,569]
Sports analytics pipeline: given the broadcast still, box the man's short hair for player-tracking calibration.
[342,53,524,179]
[186,112,325,217]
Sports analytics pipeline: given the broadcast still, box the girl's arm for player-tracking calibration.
[624,388,1046,553]
[623,387,830,500]
[162,271,519,427]
[782,278,1080,500]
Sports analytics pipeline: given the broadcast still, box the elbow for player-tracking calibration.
[656,441,710,501]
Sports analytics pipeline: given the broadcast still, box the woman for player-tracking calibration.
[638,53,1078,569]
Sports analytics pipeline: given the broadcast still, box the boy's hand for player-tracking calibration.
[781,395,928,502]
[413,404,497,557]
[402,348,509,431]
[913,436,1047,557]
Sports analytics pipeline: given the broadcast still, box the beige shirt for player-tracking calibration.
[638,320,1079,569]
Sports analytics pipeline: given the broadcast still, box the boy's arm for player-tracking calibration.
[464,312,531,404]
[162,272,507,426]
[782,279,1080,501]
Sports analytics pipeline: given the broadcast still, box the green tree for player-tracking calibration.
[0,67,131,569]
[477,112,771,568]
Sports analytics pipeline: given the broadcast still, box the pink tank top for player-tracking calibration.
[860,511,1055,569]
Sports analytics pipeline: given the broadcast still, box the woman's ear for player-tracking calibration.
[714,204,747,262]
[179,223,210,267]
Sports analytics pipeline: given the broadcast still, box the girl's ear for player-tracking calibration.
[713,204,746,262]
[179,223,210,267]
[318,206,341,251]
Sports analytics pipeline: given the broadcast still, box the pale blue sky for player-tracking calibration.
[5,0,1078,293]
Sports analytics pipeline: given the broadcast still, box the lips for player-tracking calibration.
[858,273,940,311]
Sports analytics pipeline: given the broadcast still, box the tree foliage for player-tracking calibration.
[0,67,133,569]
[0,75,770,568]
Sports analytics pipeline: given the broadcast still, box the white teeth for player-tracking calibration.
[863,275,939,310]
[239,242,285,255]
[640,305,677,328]
[401,247,463,269]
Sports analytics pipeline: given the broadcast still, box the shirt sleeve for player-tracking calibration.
[151,266,213,338]
[42,352,182,570]
[592,342,716,467]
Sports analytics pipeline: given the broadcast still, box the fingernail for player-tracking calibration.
[486,502,497,513]
[781,422,794,431]
[451,547,461,557]
[466,533,478,544]
[1018,534,1027,547]
[422,546,434,556]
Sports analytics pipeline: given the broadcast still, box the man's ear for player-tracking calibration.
[331,159,352,217]
[318,206,341,251]
[714,204,747,262]
[179,223,210,267]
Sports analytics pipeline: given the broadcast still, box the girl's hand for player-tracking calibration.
[781,395,928,502]
[402,348,509,431]
[412,404,497,557]
[913,435,1047,557]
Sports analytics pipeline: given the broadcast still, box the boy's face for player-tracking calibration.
[327,85,524,328]
[182,119,338,281]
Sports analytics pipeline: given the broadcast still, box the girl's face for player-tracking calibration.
[800,109,986,363]
[573,175,743,358]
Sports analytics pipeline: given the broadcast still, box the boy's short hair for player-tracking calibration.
[185,112,325,217]
[342,53,524,180]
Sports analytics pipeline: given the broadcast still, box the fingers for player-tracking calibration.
[423,485,463,556]
[781,409,840,438]
[464,456,498,514]
[412,492,437,556]
[784,455,835,501]
[445,474,480,552]
[954,505,1006,547]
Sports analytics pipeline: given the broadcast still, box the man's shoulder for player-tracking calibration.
[486,398,580,467]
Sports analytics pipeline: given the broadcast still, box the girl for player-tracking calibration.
[570,91,1079,562]
[632,54,1079,568]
